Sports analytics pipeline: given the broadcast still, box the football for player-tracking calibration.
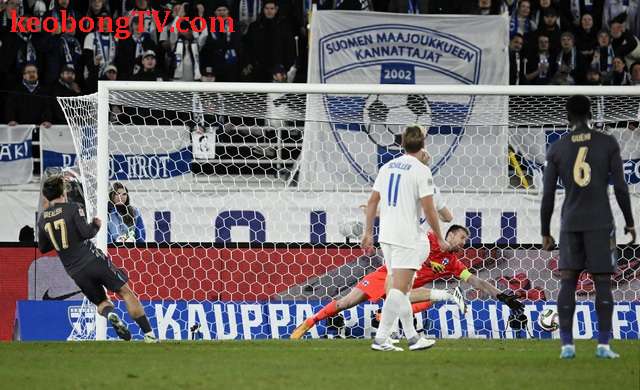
[538,308,560,332]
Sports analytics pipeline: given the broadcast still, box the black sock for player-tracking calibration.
[594,274,614,345]
[100,305,114,319]
[134,315,152,333]
[558,272,579,345]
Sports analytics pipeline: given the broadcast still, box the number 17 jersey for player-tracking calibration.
[373,154,435,248]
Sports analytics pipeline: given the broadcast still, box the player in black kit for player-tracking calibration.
[38,175,157,343]
[541,95,635,359]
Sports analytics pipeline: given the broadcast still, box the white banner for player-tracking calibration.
[0,188,637,243]
[0,125,34,185]
[298,11,509,190]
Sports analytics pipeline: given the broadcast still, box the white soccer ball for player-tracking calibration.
[538,308,559,332]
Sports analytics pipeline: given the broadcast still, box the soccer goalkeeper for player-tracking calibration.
[291,225,525,339]
[38,175,157,343]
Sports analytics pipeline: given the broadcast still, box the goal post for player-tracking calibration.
[57,82,640,341]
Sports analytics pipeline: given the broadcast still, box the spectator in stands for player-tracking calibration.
[102,64,118,81]
[115,16,157,80]
[160,3,205,81]
[602,0,637,33]
[509,33,526,84]
[107,182,146,244]
[126,0,158,42]
[525,7,561,56]
[585,67,604,84]
[51,65,82,124]
[5,63,52,128]
[630,61,640,84]
[200,1,242,82]
[234,0,263,35]
[79,0,112,44]
[610,13,640,67]
[604,55,632,84]
[469,0,501,15]
[525,34,555,84]
[242,0,295,82]
[132,50,164,81]
[200,66,216,82]
[561,0,604,32]
[82,11,118,92]
[530,0,556,30]
[37,17,83,87]
[387,0,429,13]
[0,0,21,87]
[510,0,536,38]
[336,0,373,11]
[592,29,616,74]
[552,31,587,84]
[575,13,598,62]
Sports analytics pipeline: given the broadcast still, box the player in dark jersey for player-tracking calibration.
[38,175,158,343]
[540,95,636,359]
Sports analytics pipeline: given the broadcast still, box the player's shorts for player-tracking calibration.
[71,257,129,305]
[559,228,617,274]
[380,239,429,272]
[355,270,387,301]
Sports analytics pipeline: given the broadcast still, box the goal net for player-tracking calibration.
[58,83,640,341]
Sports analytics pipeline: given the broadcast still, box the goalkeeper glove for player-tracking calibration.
[430,261,446,273]
[497,290,524,311]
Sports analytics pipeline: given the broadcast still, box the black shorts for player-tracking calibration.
[71,258,129,305]
[559,228,617,274]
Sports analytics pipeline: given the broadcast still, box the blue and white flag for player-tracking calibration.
[298,11,509,190]
[0,125,34,185]
[41,125,193,181]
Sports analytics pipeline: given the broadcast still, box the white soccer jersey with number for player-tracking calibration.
[372,154,435,248]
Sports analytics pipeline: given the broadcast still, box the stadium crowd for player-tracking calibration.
[0,0,638,126]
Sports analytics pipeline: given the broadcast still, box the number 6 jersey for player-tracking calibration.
[540,126,634,234]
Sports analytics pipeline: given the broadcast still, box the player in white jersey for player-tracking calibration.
[362,125,448,352]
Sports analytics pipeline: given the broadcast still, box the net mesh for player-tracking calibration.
[57,88,640,341]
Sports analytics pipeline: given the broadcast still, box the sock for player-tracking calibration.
[134,315,153,334]
[375,288,405,343]
[397,292,418,340]
[594,275,614,345]
[558,273,579,346]
[411,301,432,313]
[429,289,452,301]
[99,305,114,319]
[307,300,339,326]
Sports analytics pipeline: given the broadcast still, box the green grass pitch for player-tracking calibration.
[1,339,638,390]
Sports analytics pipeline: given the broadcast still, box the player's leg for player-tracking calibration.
[116,284,157,343]
[71,263,131,341]
[586,228,619,358]
[96,257,157,342]
[290,287,368,339]
[592,273,618,358]
[557,231,584,359]
[373,267,414,348]
[410,287,466,313]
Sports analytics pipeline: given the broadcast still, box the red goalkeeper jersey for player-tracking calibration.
[377,231,471,287]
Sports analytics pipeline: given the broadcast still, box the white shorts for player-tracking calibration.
[381,240,430,272]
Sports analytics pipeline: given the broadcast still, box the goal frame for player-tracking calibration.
[96,81,640,251]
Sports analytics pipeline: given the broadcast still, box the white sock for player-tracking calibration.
[397,292,418,340]
[429,289,452,301]
[597,344,610,350]
[390,319,400,335]
[375,288,405,343]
